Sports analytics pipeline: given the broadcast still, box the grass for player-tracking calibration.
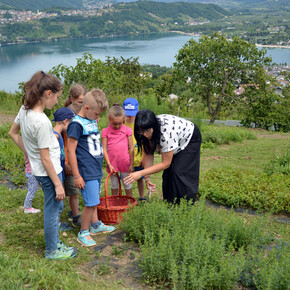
[0,121,289,288]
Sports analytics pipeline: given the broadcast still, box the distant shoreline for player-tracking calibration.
[255,44,290,49]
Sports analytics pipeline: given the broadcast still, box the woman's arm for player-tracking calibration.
[124,150,174,185]
[67,137,85,189]
[128,135,134,173]
[39,148,65,201]
[8,122,27,154]
[101,137,115,173]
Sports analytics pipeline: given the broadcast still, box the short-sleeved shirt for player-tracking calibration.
[15,106,62,176]
[102,123,133,173]
[54,131,65,181]
[157,114,194,155]
[67,115,103,181]
[124,121,143,167]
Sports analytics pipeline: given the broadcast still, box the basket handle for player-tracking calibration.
[104,171,122,208]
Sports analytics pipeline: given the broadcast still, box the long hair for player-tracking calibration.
[64,84,87,107]
[134,110,160,155]
[23,71,62,110]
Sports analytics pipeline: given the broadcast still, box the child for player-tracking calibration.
[9,71,77,260]
[63,84,87,226]
[67,88,115,247]
[122,98,146,201]
[102,104,134,197]
[52,107,75,231]
[23,155,41,213]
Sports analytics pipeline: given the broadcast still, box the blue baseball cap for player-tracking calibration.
[52,107,75,122]
[122,98,139,116]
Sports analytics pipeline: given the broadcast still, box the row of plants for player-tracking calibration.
[121,200,289,289]
[199,167,289,214]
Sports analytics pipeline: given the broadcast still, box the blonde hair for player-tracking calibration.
[84,88,108,111]
[108,104,125,118]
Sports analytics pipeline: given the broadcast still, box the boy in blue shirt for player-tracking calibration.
[67,89,115,247]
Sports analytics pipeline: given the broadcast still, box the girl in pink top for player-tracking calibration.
[102,104,134,196]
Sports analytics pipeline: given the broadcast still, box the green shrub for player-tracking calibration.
[121,200,281,289]
[265,150,290,176]
[201,125,256,146]
[200,168,290,213]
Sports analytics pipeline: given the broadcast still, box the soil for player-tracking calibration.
[0,112,16,125]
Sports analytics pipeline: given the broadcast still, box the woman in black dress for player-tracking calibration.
[124,109,202,204]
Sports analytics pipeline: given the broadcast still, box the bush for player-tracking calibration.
[121,200,286,289]
[265,150,290,176]
[201,125,256,145]
[199,168,290,213]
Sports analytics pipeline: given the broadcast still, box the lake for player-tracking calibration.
[0,33,289,92]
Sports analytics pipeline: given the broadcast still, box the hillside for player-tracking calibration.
[0,0,83,10]
[0,2,231,44]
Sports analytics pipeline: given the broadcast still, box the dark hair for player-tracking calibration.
[64,84,87,107]
[23,71,63,110]
[134,110,160,155]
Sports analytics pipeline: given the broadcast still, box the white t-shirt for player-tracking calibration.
[15,106,62,176]
[157,114,194,155]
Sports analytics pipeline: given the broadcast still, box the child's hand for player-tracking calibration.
[145,179,156,192]
[64,164,72,175]
[55,184,65,201]
[74,176,85,189]
[108,164,115,174]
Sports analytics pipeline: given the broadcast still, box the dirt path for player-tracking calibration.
[0,111,16,125]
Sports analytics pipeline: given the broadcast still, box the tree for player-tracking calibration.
[174,33,271,123]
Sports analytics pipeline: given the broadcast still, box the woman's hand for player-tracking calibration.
[74,176,85,189]
[108,164,116,174]
[124,171,142,185]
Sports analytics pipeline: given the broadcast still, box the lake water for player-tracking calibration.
[0,33,289,92]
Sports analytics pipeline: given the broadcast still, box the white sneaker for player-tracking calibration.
[24,207,41,214]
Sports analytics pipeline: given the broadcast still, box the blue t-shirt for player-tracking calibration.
[67,115,103,181]
[54,131,65,181]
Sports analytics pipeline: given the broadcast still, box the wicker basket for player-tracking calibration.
[97,171,138,224]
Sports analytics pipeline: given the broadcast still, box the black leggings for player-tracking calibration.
[162,125,202,204]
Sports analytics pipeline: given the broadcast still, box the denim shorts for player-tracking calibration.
[81,179,101,207]
[134,166,144,180]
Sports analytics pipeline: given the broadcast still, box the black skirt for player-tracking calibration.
[162,125,202,204]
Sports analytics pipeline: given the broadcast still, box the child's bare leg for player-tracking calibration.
[91,206,99,224]
[125,188,132,197]
[81,206,95,231]
[137,179,145,199]
[69,194,80,216]
[111,188,119,195]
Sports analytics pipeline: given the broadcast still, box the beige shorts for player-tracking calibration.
[64,175,80,196]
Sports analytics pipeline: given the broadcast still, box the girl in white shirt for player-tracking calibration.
[9,71,77,260]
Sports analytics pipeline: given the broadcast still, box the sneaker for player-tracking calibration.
[24,207,41,214]
[58,222,72,231]
[138,197,150,204]
[46,247,77,260]
[68,210,73,222]
[90,221,115,236]
[77,230,96,247]
[72,214,82,227]
[57,240,78,257]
